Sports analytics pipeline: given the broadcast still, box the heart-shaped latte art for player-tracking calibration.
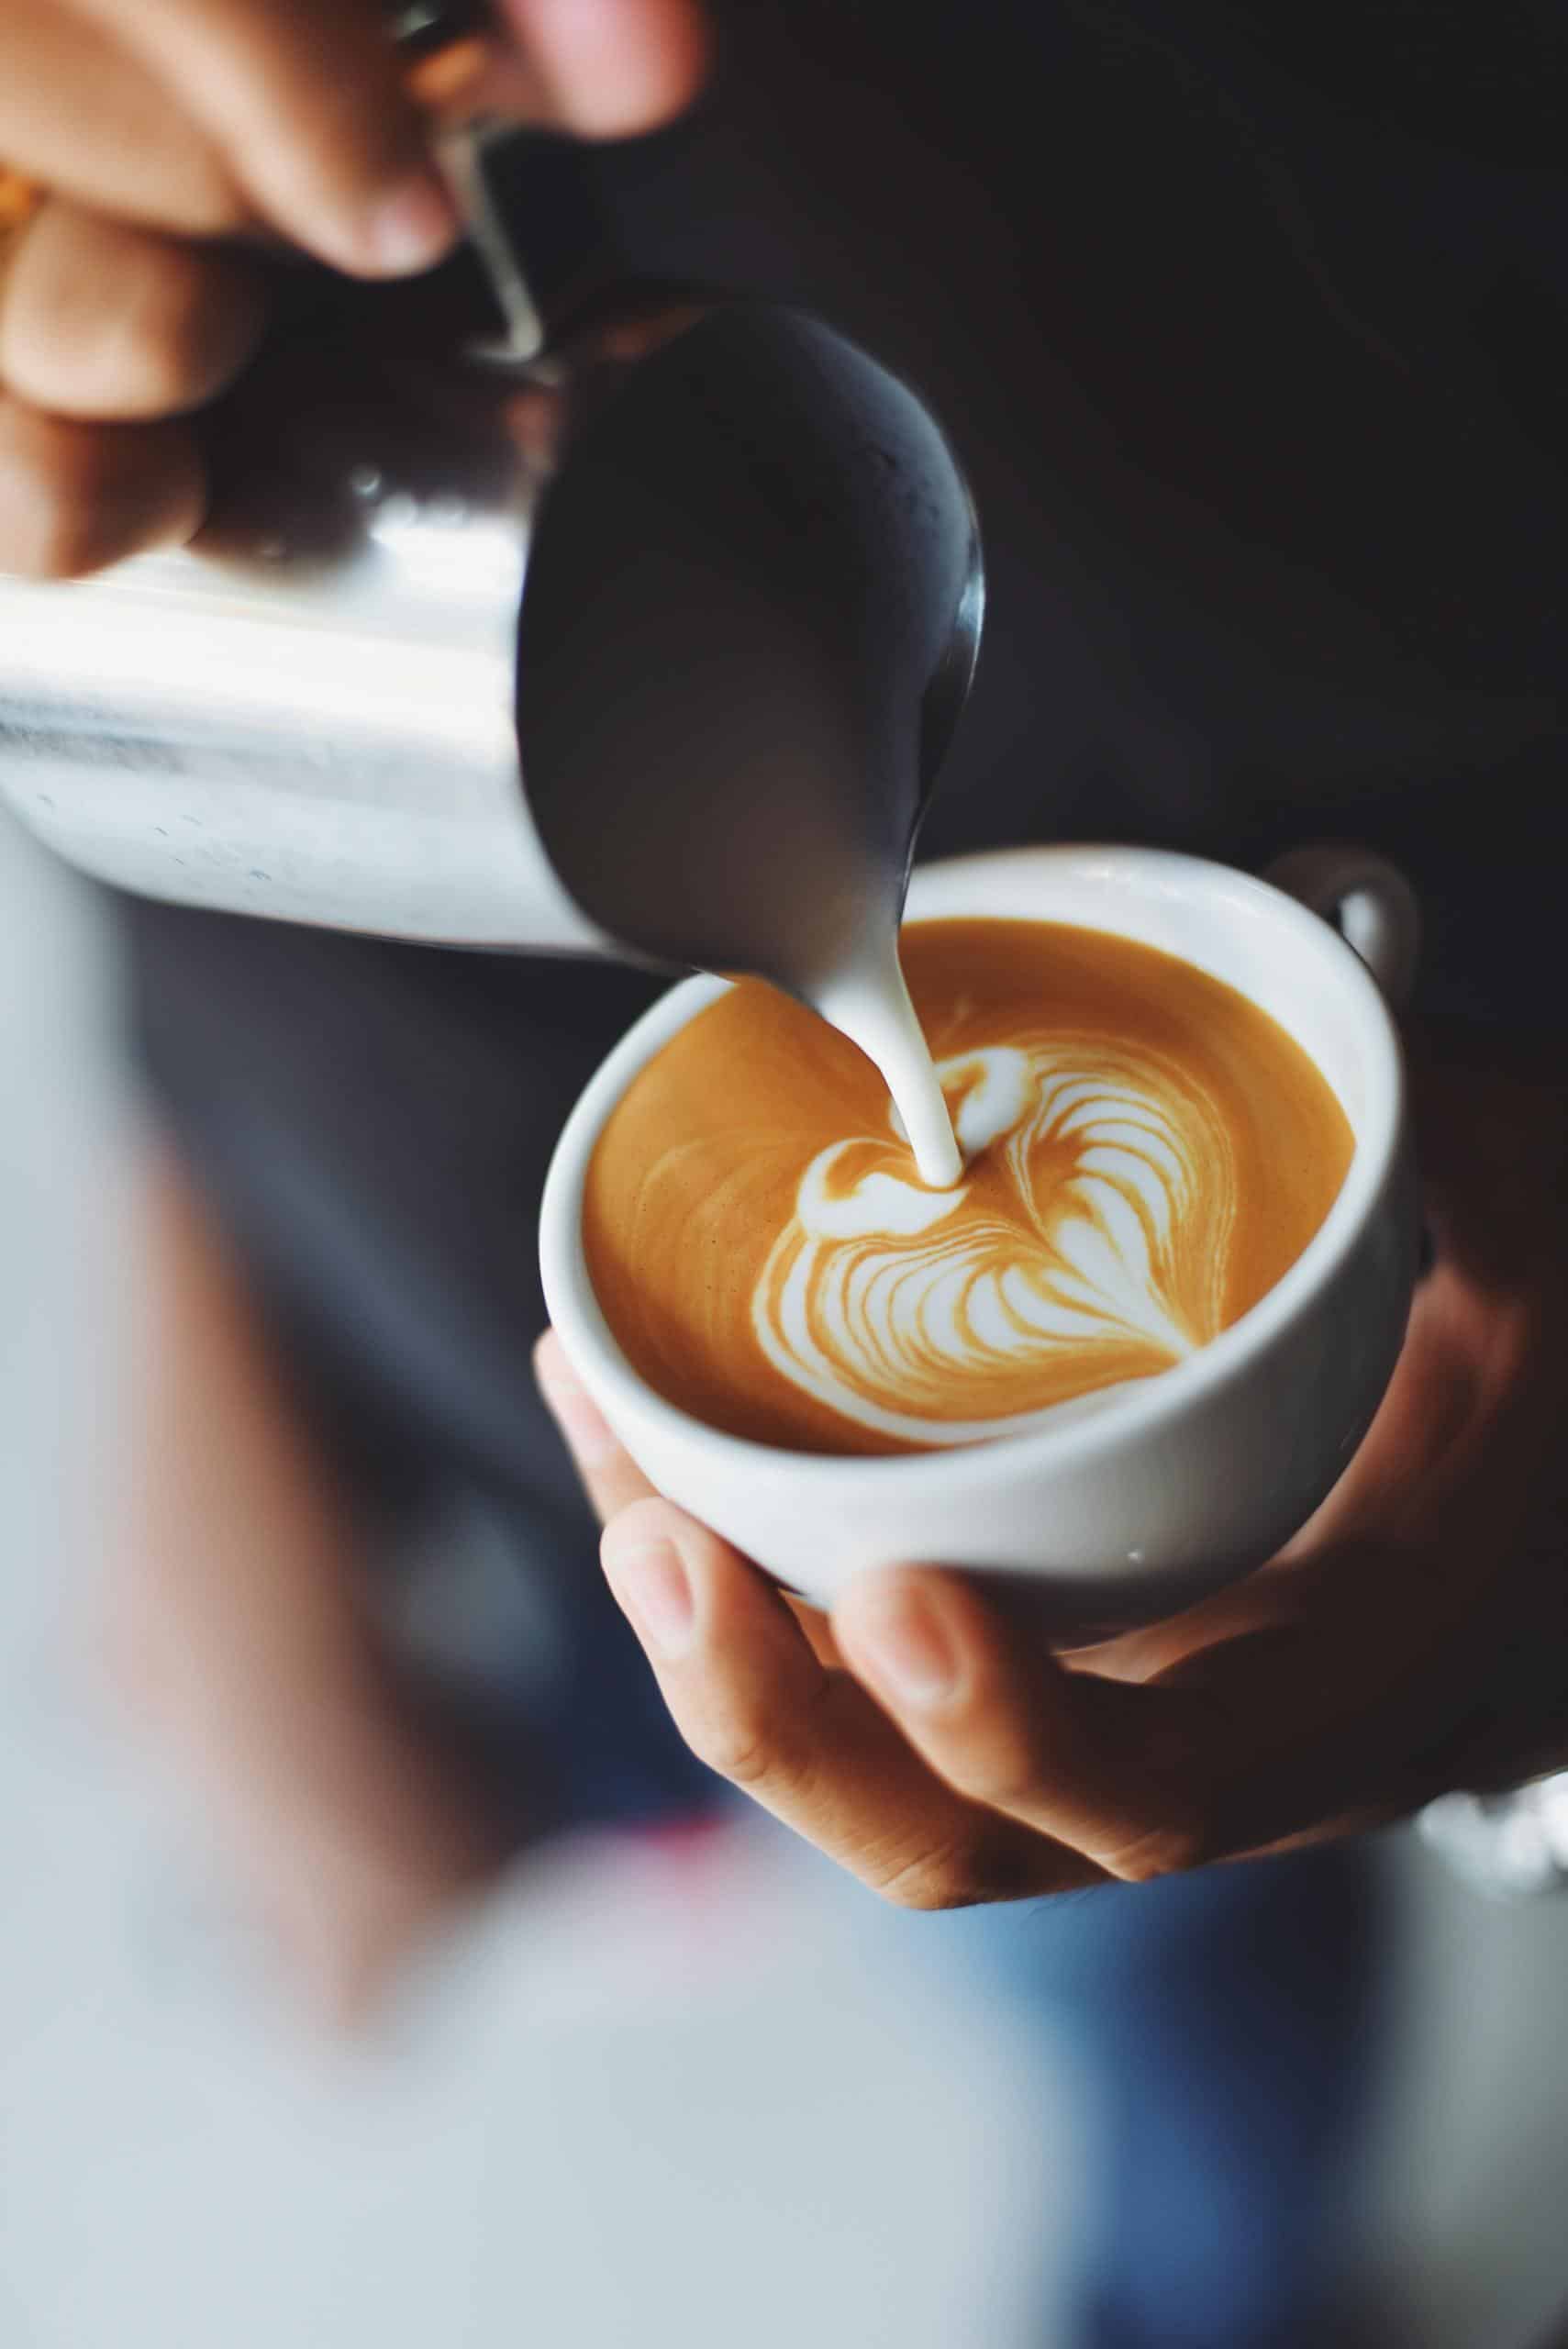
[751,1043,1237,1445]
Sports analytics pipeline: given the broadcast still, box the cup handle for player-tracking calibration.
[1263,842,1421,1009]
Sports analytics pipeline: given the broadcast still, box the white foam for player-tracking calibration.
[751,1044,1232,1445]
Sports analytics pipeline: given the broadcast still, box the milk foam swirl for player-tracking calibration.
[751,1044,1235,1445]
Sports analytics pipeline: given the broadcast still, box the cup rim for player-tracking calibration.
[539,843,1407,1489]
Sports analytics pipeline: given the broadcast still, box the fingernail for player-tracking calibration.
[853,1589,960,1708]
[602,1534,694,1663]
[362,169,460,275]
[537,1352,620,1466]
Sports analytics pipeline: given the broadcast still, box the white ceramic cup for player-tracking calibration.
[540,844,1420,1631]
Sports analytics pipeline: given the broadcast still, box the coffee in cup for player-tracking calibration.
[542,847,1416,1620]
[584,916,1351,1456]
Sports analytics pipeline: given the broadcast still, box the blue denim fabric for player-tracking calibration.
[905,1851,1387,2348]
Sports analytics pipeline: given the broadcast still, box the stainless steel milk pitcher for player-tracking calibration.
[0,215,983,984]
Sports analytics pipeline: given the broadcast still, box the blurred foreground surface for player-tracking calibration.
[3,816,1568,2349]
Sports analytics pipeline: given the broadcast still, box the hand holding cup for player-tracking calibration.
[539,1028,1568,1906]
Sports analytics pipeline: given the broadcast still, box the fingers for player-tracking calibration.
[496,0,713,136]
[835,1564,1431,1879]
[1,202,266,420]
[0,198,254,572]
[834,1568,1232,1880]
[600,1499,1095,1906]
[0,0,709,270]
[535,1332,1091,1904]
[0,9,243,239]
[69,0,458,280]
[0,394,206,576]
[65,0,711,280]
[534,1330,1382,1887]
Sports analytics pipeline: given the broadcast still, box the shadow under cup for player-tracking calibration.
[539,846,1418,1631]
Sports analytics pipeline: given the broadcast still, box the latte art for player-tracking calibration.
[754,1044,1233,1444]
[584,918,1353,1456]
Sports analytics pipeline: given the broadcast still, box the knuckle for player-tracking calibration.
[1102,1811,1223,1885]
[873,1845,983,1912]
[684,1700,779,1791]
[971,1754,1043,1814]
[868,1820,1041,1912]
[681,1668,836,1797]
[943,1724,1051,1815]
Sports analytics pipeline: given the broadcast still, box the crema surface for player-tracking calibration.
[584,919,1353,1455]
